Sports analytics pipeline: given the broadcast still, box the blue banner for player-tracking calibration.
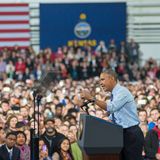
[40,3,126,50]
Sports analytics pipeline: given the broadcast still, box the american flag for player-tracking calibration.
[0,3,30,48]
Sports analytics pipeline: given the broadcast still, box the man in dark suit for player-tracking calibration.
[0,132,20,160]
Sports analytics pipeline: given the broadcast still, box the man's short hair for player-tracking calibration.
[6,132,17,138]
[101,68,117,81]
[138,109,147,115]
[150,107,159,113]
[55,103,63,109]
[44,118,55,125]
[1,99,9,105]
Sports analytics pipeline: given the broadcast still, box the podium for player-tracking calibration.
[77,114,123,160]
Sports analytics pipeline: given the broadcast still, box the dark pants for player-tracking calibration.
[121,125,144,160]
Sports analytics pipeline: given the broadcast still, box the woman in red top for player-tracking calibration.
[15,58,26,74]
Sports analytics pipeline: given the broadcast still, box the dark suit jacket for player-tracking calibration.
[144,130,158,160]
[0,144,20,160]
[40,131,65,157]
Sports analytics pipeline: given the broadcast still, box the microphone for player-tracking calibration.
[80,101,90,108]
[80,100,93,115]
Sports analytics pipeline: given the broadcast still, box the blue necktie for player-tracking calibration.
[9,151,12,160]
[110,94,116,123]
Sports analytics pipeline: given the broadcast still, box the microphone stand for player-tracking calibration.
[33,91,36,137]
[30,90,42,160]
[37,94,42,137]
[30,70,58,160]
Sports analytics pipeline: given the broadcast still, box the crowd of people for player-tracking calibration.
[0,39,159,82]
[0,39,159,159]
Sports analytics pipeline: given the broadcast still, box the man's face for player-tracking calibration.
[45,121,55,134]
[150,110,159,122]
[60,125,68,136]
[1,102,10,112]
[55,107,62,116]
[100,73,114,92]
[20,108,29,118]
[6,134,16,149]
[138,111,147,123]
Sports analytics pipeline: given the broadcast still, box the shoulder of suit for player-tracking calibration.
[0,144,5,149]
[12,146,20,153]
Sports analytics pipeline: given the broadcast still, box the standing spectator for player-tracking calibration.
[16,131,30,160]
[80,62,89,80]
[39,139,51,160]
[144,117,160,160]
[119,41,128,55]
[20,106,30,124]
[139,123,148,138]
[6,115,18,132]
[69,60,79,80]
[40,119,65,158]
[0,57,6,79]
[15,58,26,74]
[6,60,15,79]
[0,132,20,160]
[138,109,148,125]
[148,108,159,130]
[68,131,83,160]
[127,38,140,63]
[55,103,63,120]
[59,124,69,137]
[52,137,74,160]
[108,39,117,53]
[15,58,26,80]
[1,100,11,116]
[95,41,108,54]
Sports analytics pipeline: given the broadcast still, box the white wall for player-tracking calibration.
[140,43,160,63]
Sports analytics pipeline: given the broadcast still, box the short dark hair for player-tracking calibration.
[150,108,159,113]
[1,99,9,105]
[138,109,147,115]
[101,69,117,81]
[6,132,16,138]
[55,103,63,109]
[44,118,55,125]
[16,131,27,141]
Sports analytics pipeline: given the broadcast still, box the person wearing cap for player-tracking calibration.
[40,118,65,158]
